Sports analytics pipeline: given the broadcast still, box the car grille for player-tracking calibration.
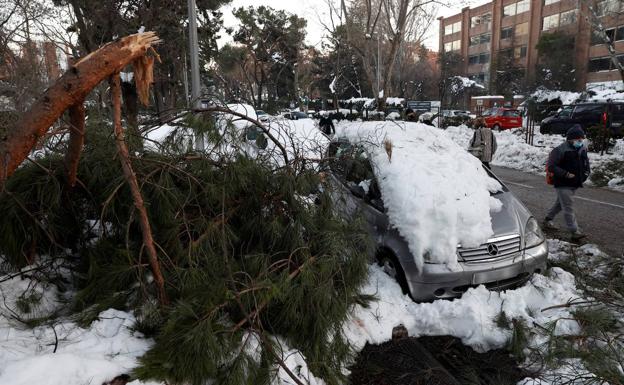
[458,234,521,263]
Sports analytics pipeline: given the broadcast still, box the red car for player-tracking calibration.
[482,108,522,130]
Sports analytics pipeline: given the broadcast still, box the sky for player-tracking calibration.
[220,0,488,51]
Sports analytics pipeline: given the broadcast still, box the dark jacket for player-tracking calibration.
[547,141,590,188]
[319,116,335,135]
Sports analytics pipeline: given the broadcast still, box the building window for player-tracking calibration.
[501,27,514,39]
[515,22,529,37]
[445,39,461,51]
[500,48,513,58]
[470,73,487,84]
[515,45,528,58]
[503,4,516,17]
[592,28,615,44]
[597,0,623,17]
[516,0,530,14]
[542,14,560,30]
[560,10,577,26]
[544,0,560,5]
[617,26,624,41]
[470,13,492,28]
[479,52,490,63]
[503,0,530,17]
[469,33,491,46]
[588,57,613,72]
[469,55,479,65]
[445,21,462,35]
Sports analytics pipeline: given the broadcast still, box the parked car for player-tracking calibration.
[481,108,522,130]
[325,138,547,302]
[540,102,624,137]
[255,110,271,123]
[385,109,402,121]
[281,111,310,120]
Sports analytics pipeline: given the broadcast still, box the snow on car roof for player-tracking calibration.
[335,121,502,270]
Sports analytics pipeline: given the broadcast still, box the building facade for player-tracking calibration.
[438,0,624,92]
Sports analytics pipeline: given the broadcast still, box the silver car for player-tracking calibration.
[326,139,548,302]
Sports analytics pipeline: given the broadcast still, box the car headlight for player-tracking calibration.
[524,217,545,249]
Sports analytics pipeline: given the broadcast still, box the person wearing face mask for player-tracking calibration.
[543,125,591,241]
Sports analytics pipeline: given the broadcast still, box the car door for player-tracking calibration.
[571,104,603,131]
[609,103,624,137]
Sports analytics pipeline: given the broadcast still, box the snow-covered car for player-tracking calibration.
[385,109,402,121]
[325,123,548,301]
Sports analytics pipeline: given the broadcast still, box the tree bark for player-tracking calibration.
[0,32,160,186]
[65,101,86,187]
[111,73,168,306]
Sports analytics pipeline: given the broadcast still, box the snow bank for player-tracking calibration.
[0,271,155,385]
[530,89,581,105]
[336,121,502,269]
[344,258,581,353]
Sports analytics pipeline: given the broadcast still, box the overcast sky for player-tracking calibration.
[220,0,488,51]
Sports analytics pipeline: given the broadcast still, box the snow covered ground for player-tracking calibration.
[0,240,606,385]
[446,125,624,191]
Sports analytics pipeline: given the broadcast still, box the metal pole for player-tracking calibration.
[188,0,203,150]
[377,35,381,99]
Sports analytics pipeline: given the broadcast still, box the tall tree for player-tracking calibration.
[535,31,577,90]
[228,6,306,112]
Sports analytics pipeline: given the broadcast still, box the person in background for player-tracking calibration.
[543,125,590,241]
[319,114,335,136]
[468,117,497,168]
[405,108,417,122]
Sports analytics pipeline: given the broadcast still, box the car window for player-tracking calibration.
[573,104,603,119]
[558,106,574,118]
[502,110,520,117]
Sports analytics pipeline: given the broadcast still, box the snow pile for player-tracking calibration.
[586,80,624,101]
[451,76,485,92]
[344,259,581,353]
[530,89,581,105]
[336,121,502,269]
[385,97,405,106]
[0,270,155,385]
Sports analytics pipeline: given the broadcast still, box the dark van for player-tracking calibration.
[540,102,624,137]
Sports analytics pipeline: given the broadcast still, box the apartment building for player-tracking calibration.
[438,0,624,92]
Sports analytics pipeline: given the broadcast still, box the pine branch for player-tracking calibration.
[111,73,168,306]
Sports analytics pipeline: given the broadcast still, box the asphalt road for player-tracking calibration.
[491,166,624,257]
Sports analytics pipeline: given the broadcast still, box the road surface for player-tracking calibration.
[491,166,624,257]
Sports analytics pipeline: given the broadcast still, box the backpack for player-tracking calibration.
[546,150,555,185]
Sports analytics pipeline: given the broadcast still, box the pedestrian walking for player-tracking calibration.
[319,114,335,136]
[543,125,591,241]
[468,117,497,168]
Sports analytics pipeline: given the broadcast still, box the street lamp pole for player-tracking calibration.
[187,0,203,150]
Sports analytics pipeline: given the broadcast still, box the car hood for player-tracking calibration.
[490,190,530,238]
[541,115,555,125]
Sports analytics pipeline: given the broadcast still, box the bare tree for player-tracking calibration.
[580,0,624,84]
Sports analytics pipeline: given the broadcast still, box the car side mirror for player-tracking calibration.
[349,184,366,198]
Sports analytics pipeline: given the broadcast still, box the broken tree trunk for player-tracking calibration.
[0,32,160,186]
[111,73,168,306]
[64,101,85,188]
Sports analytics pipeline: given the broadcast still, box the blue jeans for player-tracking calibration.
[546,187,578,232]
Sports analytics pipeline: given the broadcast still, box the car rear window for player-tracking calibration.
[611,104,624,121]
[573,104,603,119]
[502,110,520,117]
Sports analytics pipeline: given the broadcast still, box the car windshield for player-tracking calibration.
[256,110,267,115]
[503,110,520,117]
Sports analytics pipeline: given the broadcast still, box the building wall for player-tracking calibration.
[439,0,624,92]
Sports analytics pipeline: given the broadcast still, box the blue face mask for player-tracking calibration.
[572,140,584,149]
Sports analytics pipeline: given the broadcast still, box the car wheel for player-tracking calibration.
[377,251,410,295]
[493,124,501,131]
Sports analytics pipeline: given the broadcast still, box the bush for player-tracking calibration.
[0,114,373,385]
